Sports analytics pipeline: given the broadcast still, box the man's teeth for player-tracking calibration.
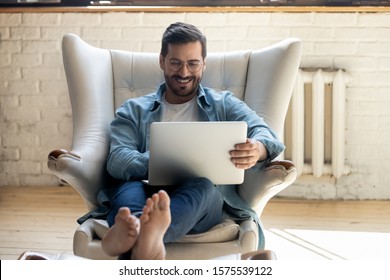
[176,78,191,83]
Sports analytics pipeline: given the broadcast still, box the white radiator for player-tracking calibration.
[284,69,351,178]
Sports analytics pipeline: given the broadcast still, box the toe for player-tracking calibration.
[158,190,170,210]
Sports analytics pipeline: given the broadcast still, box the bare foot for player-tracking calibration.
[131,190,171,260]
[101,207,140,257]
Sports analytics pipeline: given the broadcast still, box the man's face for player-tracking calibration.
[159,41,205,104]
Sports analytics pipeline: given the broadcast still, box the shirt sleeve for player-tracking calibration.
[106,104,149,181]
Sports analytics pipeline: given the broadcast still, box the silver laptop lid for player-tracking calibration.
[148,121,247,186]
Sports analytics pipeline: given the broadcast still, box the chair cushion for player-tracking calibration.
[91,218,239,243]
[173,219,240,243]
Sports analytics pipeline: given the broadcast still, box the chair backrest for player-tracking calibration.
[61,33,301,210]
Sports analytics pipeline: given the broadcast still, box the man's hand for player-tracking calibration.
[229,138,268,169]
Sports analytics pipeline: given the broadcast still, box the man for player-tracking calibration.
[101,22,284,260]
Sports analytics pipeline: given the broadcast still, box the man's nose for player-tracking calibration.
[178,62,190,76]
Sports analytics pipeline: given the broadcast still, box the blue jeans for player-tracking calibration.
[106,177,224,243]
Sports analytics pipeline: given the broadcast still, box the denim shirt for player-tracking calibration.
[106,83,285,249]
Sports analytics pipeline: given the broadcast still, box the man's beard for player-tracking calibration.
[164,73,202,101]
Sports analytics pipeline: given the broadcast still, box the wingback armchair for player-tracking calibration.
[47,33,301,260]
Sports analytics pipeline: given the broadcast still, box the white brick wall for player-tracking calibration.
[0,11,389,199]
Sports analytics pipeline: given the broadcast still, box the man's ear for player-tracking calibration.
[203,59,206,71]
[159,54,165,70]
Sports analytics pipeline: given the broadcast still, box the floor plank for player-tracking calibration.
[0,185,85,260]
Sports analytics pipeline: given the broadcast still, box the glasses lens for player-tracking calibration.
[169,60,182,71]
[187,61,202,72]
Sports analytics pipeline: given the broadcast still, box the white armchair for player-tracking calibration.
[48,33,301,260]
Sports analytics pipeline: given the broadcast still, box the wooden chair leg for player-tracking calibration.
[241,250,277,260]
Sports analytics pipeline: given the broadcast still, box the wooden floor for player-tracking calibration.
[1,185,389,260]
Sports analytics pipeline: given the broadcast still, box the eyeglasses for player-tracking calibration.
[164,58,203,73]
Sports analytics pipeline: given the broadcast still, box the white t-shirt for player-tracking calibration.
[161,95,199,122]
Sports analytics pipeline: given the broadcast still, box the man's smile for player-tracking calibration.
[174,77,193,84]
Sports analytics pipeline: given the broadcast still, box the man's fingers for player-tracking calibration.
[230,139,263,169]
[234,138,256,150]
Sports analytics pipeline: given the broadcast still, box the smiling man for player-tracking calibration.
[101,22,285,260]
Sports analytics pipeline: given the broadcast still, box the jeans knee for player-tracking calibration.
[173,177,222,205]
[185,177,223,205]
[186,177,214,191]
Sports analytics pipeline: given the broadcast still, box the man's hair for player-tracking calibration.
[161,22,207,59]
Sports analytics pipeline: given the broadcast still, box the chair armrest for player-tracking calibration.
[47,148,107,210]
[238,160,297,217]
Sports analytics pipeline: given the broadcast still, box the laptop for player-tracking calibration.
[145,121,248,186]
